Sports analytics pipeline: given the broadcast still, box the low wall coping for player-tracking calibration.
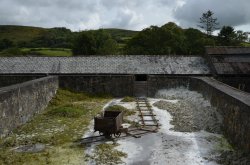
[194,77,250,107]
[0,76,58,94]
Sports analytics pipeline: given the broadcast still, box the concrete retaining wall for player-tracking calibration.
[148,75,250,152]
[59,75,134,97]
[0,76,58,138]
[190,77,250,152]
[147,76,190,97]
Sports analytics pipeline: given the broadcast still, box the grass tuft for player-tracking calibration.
[121,96,136,102]
[46,106,85,118]
[85,143,127,164]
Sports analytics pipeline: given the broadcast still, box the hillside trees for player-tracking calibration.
[217,26,248,46]
[198,10,219,36]
[124,22,215,55]
[125,23,187,55]
[72,32,96,55]
[31,27,73,48]
[0,39,14,51]
[235,30,248,43]
[184,28,215,54]
[72,29,118,55]
[218,26,237,45]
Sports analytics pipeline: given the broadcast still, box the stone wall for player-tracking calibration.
[0,76,58,138]
[0,76,44,88]
[59,75,134,97]
[147,76,190,97]
[148,75,250,152]
[1,74,249,152]
[190,77,250,152]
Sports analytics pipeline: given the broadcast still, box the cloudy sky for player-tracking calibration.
[0,0,249,32]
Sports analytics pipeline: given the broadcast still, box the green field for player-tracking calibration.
[21,48,73,57]
[0,48,72,57]
[241,42,250,47]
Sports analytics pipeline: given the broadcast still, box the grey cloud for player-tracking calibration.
[174,0,250,29]
[104,9,142,29]
[0,0,100,29]
[2,0,248,31]
[0,0,181,30]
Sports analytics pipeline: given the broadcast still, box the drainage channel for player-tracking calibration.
[136,97,159,129]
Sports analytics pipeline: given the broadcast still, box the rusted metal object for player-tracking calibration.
[79,127,157,144]
[94,110,124,138]
[79,98,160,144]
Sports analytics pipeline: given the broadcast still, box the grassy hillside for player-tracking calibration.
[21,48,73,56]
[0,25,47,43]
[102,28,138,40]
[0,25,138,44]
[0,25,139,56]
[0,48,72,57]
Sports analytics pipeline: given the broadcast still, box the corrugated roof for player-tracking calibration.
[0,56,211,75]
[210,55,250,75]
[206,46,250,55]
[206,47,250,75]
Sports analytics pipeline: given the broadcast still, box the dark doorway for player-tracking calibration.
[135,74,147,81]
[134,75,148,97]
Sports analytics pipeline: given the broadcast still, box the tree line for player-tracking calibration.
[72,10,249,55]
[0,10,249,55]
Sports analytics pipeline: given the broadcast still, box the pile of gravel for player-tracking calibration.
[154,88,222,133]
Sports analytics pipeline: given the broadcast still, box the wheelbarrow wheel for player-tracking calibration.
[114,132,121,138]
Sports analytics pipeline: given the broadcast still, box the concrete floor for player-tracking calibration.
[84,90,231,165]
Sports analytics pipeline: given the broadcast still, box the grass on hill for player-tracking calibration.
[22,48,73,57]
[0,48,72,57]
[0,25,47,43]
[241,42,250,47]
